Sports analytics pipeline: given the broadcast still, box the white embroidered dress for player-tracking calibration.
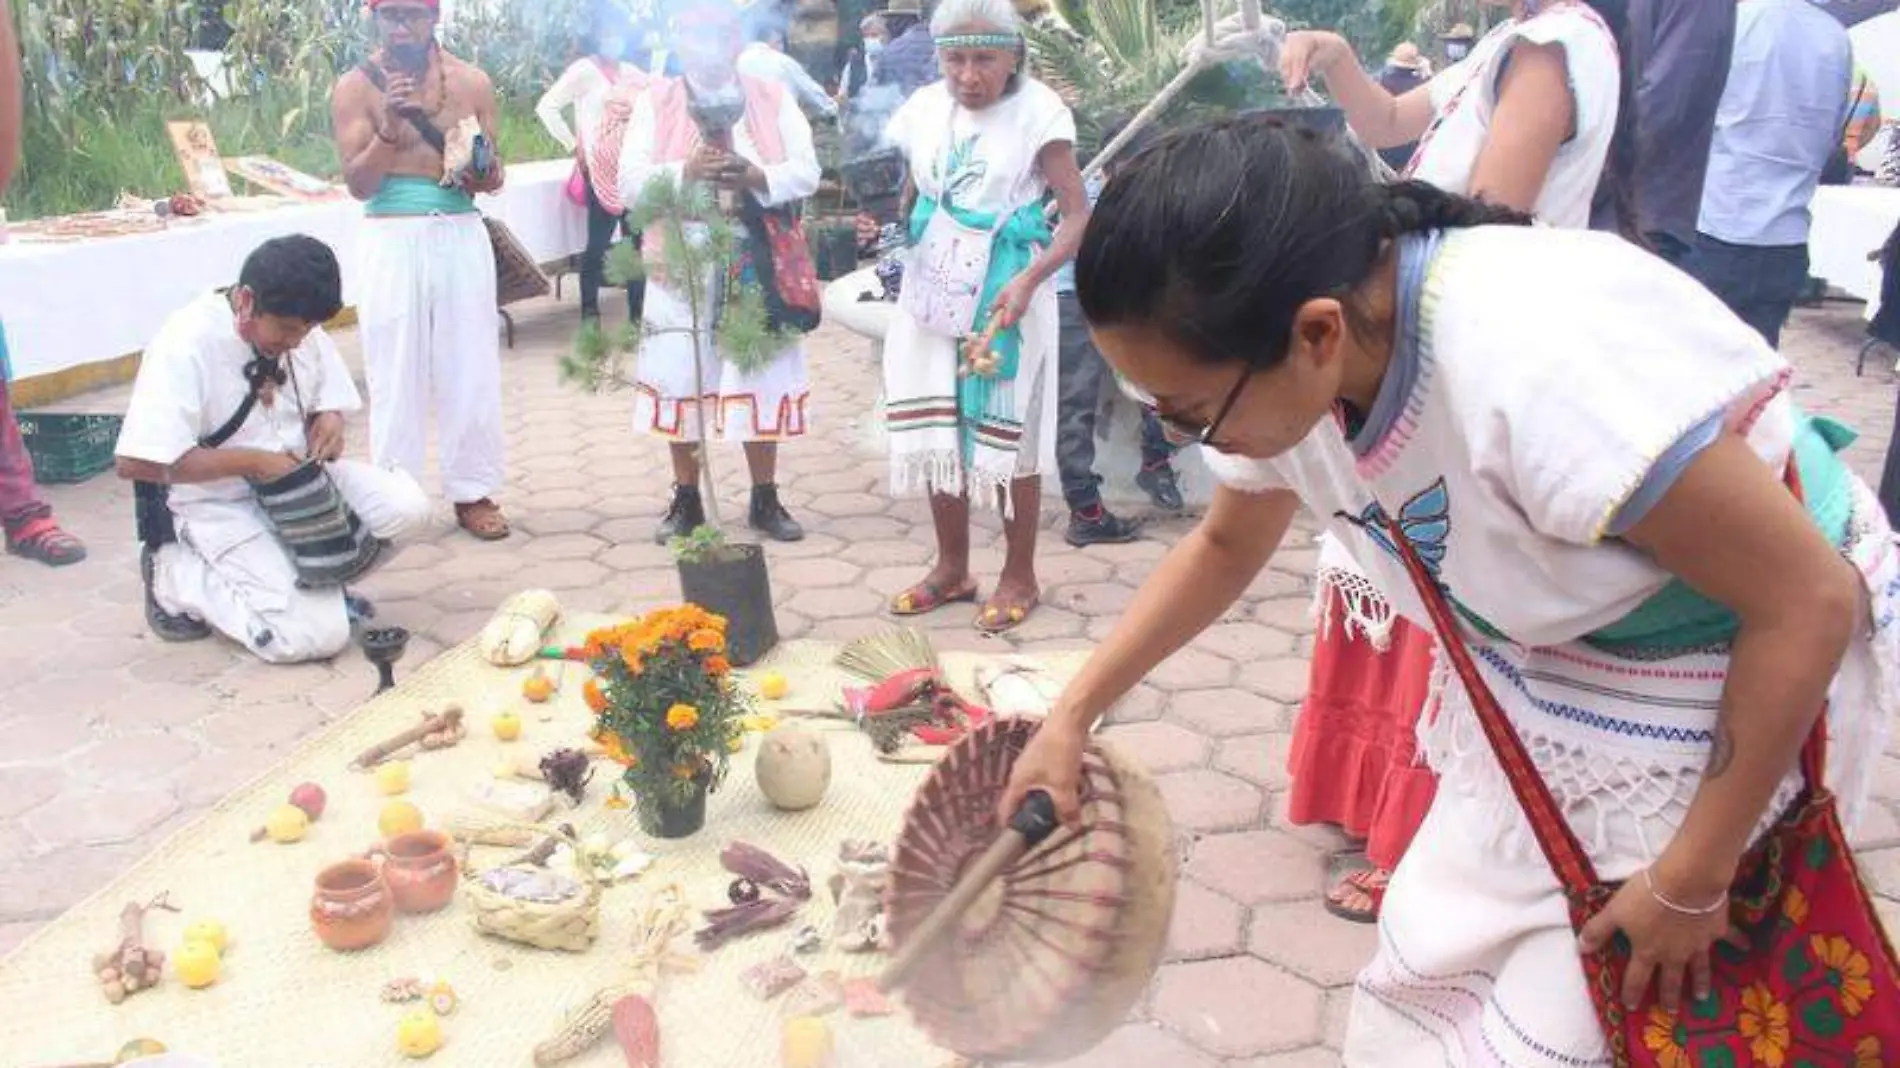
[1321,3,1623,649]
[1207,227,1900,1065]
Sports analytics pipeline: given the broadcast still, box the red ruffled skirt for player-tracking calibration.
[1286,591,1438,871]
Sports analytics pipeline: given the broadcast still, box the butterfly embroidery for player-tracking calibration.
[1335,477,1451,579]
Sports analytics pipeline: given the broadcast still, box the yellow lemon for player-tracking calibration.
[174,939,221,989]
[264,804,309,844]
[491,712,522,742]
[378,800,424,839]
[396,1010,444,1057]
[115,1038,167,1062]
[182,918,228,954]
[757,672,790,701]
[375,761,412,796]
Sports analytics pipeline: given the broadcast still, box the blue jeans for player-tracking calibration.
[1678,233,1809,349]
[1055,292,1175,511]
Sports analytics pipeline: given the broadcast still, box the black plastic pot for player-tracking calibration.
[810,223,860,281]
[676,541,779,667]
[638,778,709,839]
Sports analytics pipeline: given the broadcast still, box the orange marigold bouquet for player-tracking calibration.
[583,604,751,808]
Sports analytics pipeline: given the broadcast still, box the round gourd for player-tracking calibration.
[755,725,831,811]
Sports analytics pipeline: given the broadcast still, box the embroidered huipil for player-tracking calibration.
[1207,226,1900,869]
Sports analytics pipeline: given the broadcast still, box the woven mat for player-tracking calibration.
[2,616,1086,1067]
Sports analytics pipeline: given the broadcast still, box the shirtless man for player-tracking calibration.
[330,0,511,540]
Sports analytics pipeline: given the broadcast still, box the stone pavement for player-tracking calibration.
[3,293,1900,1065]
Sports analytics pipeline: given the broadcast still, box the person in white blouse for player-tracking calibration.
[735,19,839,121]
[536,10,649,321]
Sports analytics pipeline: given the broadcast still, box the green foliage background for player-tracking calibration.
[5,0,581,220]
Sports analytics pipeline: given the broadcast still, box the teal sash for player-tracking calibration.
[907,193,1051,446]
[365,175,476,217]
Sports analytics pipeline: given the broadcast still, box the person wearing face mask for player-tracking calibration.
[616,0,821,545]
[330,0,510,542]
[538,12,650,323]
[114,236,430,662]
[840,13,888,104]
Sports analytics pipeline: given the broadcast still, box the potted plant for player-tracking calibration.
[582,605,751,838]
[562,176,786,666]
[668,525,779,667]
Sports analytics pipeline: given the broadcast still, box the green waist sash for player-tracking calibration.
[1460,412,1858,654]
[365,175,476,217]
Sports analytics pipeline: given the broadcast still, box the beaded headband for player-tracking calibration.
[936,32,1021,50]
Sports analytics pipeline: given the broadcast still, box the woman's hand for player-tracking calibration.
[305,412,346,463]
[997,716,1089,828]
[1578,868,1741,1014]
[684,144,726,182]
[1279,31,1351,95]
[990,275,1037,330]
[606,96,632,122]
[855,212,880,245]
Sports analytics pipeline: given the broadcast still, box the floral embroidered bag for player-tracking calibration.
[1384,487,1900,1068]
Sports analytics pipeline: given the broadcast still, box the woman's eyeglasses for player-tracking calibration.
[1122,367,1253,447]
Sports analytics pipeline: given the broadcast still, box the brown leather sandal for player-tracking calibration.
[455,498,510,541]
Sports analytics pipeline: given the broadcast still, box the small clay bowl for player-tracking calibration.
[382,829,459,914]
[311,858,395,952]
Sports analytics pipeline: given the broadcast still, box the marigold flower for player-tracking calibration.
[666,703,701,732]
[688,628,724,652]
[705,655,731,676]
[583,677,608,713]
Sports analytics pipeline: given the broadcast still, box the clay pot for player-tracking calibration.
[311,859,394,951]
[382,830,459,913]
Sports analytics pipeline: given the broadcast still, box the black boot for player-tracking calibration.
[747,483,804,542]
[1064,504,1142,547]
[654,484,708,545]
[142,545,211,643]
[1137,464,1186,512]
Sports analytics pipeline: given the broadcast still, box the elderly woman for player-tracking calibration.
[865,0,1089,634]
[1001,116,1900,1064]
[617,0,820,545]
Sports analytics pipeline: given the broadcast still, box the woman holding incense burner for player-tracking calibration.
[999,114,1900,1064]
[863,0,1089,634]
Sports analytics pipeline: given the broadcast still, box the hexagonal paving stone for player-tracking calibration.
[1171,687,1290,738]
[1054,581,1137,618]
[1851,799,1900,852]
[771,556,863,589]
[2,709,98,756]
[1859,846,1900,899]
[785,585,887,621]
[1252,597,1317,634]
[0,766,67,821]
[805,492,890,518]
[1216,733,1293,791]
[21,787,181,851]
[1166,878,1247,962]
[1046,1022,1221,1068]
[1237,657,1313,704]
[1248,901,1379,986]
[1148,648,1238,692]
[1102,721,1209,775]
[1150,956,1323,1057]
[1194,621,1298,662]
[1188,829,1326,904]
[1156,769,1264,833]
[1103,683,1167,725]
[66,732,204,788]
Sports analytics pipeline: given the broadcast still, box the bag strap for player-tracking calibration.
[1380,458,1833,897]
[357,60,448,155]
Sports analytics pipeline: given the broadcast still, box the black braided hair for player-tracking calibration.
[1076,114,1523,373]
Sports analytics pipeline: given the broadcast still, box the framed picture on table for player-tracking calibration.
[166,121,234,199]
[224,157,345,201]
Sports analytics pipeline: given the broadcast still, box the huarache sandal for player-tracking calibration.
[5,515,85,567]
[1323,867,1390,924]
[890,579,979,616]
[974,592,1039,635]
[455,498,511,541]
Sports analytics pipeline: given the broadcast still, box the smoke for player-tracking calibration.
[845,81,908,156]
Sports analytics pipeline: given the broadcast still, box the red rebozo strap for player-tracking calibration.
[1380,458,1828,898]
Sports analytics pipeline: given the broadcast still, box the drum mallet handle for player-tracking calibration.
[878,790,1061,993]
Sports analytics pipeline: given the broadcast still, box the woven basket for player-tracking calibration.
[460,823,603,953]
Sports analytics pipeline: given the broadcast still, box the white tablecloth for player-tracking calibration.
[0,159,586,381]
[1810,184,1900,321]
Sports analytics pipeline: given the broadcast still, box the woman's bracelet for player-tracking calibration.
[1642,868,1729,917]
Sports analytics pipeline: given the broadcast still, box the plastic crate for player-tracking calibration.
[17,412,121,484]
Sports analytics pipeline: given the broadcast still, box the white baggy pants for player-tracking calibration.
[356,213,506,503]
[155,461,430,664]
